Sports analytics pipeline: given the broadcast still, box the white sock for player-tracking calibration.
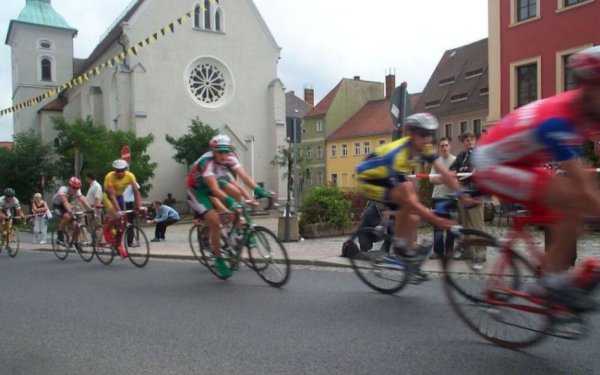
[393,237,407,249]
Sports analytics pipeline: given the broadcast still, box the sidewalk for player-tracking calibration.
[17,215,600,274]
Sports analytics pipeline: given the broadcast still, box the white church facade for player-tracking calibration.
[6,0,288,202]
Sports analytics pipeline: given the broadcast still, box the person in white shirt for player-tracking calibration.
[85,172,103,206]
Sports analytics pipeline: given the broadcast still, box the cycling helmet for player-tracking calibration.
[112,159,129,170]
[3,188,15,197]
[404,113,439,131]
[209,134,232,152]
[68,177,82,189]
[568,46,600,84]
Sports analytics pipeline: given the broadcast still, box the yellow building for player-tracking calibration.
[326,98,396,190]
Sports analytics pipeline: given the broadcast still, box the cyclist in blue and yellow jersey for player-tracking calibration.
[186,134,274,278]
[356,113,475,280]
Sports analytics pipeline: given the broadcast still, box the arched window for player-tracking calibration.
[193,3,201,28]
[204,0,211,29]
[41,58,52,81]
[215,8,222,31]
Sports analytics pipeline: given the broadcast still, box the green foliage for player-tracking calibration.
[0,130,54,202]
[52,116,157,196]
[165,118,218,166]
[300,185,352,227]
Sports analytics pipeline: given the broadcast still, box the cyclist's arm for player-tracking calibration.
[77,194,92,210]
[560,159,600,214]
[60,194,74,213]
[393,181,440,224]
[105,184,121,213]
[233,166,257,190]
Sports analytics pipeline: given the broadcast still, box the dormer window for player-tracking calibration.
[465,68,484,79]
[425,99,441,108]
[439,77,455,86]
[450,93,468,102]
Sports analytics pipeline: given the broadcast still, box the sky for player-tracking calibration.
[0,0,488,141]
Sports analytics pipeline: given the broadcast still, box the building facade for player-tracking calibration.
[6,0,287,201]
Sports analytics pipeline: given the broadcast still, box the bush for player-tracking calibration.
[300,185,352,227]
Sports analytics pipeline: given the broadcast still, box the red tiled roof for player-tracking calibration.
[304,81,341,118]
[327,98,394,140]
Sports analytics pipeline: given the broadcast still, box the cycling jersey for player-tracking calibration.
[356,137,437,202]
[473,89,595,209]
[186,151,240,189]
[0,195,21,213]
[52,186,83,206]
[104,171,138,196]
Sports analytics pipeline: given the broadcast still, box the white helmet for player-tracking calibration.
[568,45,600,84]
[209,134,232,152]
[112,159,129,170]
[404,113,439,131]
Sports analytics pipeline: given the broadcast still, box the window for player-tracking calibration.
[40,57,52,81]
[363,141,371,154]
[193,3,201,27]
[378,139,386,145]
[445,124,453,140]
[565,0,587,6]
[450,93,468,102]
[194,0,223,31]
[185,56,233,108]
[38,39,53,50]
[331,174,338,186]
[473,119,482,137]
[517,63,538,107]
[306,147,312,160]
[563,54,577,91]
[460,121,468,134]
[316,145,322,158]
[439,77,455,86]
[204,0,211,29]
[517,0,537,21]
[215,9,222,31]
[341,144,348,156]
[425,99,441,108]
[465,68,484,79]
[331,144,337,157]
[354,142,361,155]
[480,87,489,95]
[316,120,323,132]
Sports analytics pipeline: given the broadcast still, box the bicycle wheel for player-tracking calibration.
[125,224,150,268]
[443,237,551,349]
[347,227,409,294]
[246,226,291,288]
[199,231,236,280]
[75,225,94,262]
[189,224,209,267]
[51,231,69,260]
[93,226,115,265]
[6,226,20,257]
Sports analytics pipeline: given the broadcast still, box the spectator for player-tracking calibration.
[450,131,486,268]
[85,172,103,207]
[31,192,49,244]
[149,201,179,242]
[163,193,176,206]
[429,137,457,259]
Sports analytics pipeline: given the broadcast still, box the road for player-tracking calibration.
[1,251,599,374]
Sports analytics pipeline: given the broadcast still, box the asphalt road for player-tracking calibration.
[1,250,599,374]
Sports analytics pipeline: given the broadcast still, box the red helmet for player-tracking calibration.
[68,177,82,189]
[568,46,600,84]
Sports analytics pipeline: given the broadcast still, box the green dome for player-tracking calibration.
[16,0,73,29]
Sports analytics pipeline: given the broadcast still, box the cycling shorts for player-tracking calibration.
[102,193,125,213]
[357,174,407,208]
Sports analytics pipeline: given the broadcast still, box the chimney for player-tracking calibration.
[304,85,314,107]
[385,69,396,99]
[353,75,361,80]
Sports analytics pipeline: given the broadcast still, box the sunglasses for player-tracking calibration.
[115,169,126,173]
[215,150,230,154]
[413,129,434,138]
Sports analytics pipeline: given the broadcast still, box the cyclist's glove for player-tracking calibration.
[253,186,273,199]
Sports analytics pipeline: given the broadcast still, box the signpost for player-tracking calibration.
[121,145,131,163]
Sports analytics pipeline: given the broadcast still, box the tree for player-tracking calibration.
[0,131,54,203]
[165,118,218,166]
[52,116,157,195]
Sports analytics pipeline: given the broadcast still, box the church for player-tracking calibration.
[5,0,287,202]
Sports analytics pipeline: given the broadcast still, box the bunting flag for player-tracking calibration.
[1,2,218,117]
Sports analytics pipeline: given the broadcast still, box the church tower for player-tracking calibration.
[5,0,77,136]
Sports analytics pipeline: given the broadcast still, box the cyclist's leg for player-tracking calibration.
[388,179,422,250]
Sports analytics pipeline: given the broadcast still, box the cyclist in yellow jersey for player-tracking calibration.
[356,113,475,279]
[102,159,144,257]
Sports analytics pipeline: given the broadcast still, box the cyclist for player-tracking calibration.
[356,113,474,281]
[186,134,274,278]
[52,177,93,244]
[0,188,26,224]
[102,159,144,258]
[472,45,600,309]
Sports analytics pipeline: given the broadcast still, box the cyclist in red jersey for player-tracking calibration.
[472,46,600,309]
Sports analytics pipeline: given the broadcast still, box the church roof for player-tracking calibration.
[16,0,74,30]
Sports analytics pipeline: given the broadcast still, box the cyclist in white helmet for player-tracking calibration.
[473,46,600,309]
[356,113,474,281]
[186,134,275,278]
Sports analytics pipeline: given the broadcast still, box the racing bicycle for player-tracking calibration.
[93,209,150,267]
[51,210,94,262]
